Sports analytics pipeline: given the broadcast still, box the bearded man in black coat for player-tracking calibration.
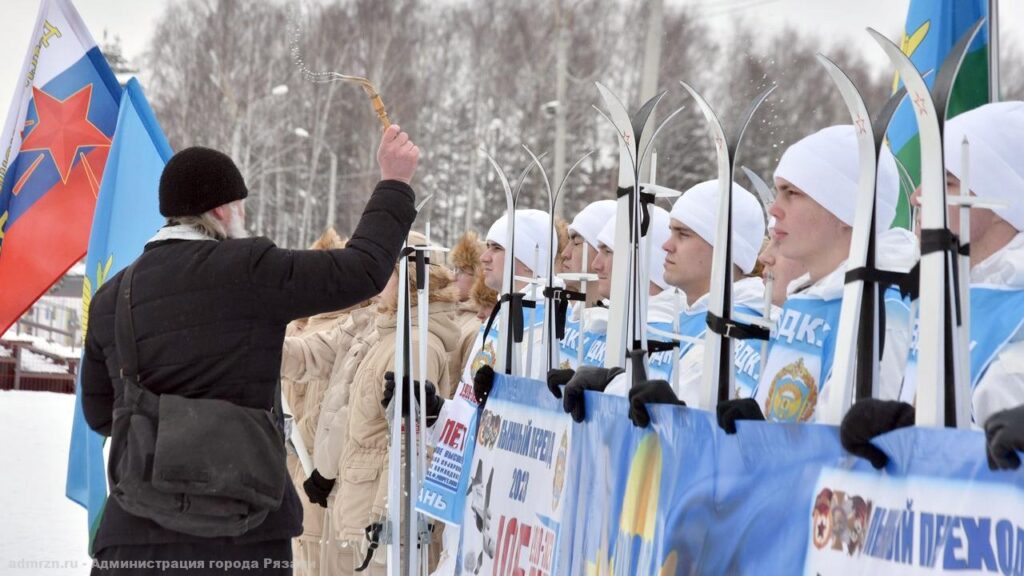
[81,125,420,575]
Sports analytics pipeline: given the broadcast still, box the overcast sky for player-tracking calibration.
[1,0,1021,119]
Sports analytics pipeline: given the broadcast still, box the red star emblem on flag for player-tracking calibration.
[19,84,111,184]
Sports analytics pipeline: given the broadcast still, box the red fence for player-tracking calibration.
[0,341,77,394]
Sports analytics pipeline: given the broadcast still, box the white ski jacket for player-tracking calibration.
[796,228,918,412]
[970,232,1024,425]
[604,277,771,404]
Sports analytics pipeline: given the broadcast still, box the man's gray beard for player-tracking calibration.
[225,204,249,239]
[226,219,249,239]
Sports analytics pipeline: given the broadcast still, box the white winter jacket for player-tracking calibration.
[604,278,772,404]
[970,232,1024,425]
[793,228,918,407]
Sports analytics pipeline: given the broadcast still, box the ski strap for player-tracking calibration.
[844,267,916,299]
[115,263,141,385]
[647,339,678,353]
[542,286,586,339]
[354,523,383,572]
[628,348,649,385]
[918,227,964,325]
[921,228,959,256]
[483,293,527,347]
[705,312,771,341]
[616,185,657,235]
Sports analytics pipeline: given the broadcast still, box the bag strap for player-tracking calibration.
[115,262,142,386]
[115,259,284,436]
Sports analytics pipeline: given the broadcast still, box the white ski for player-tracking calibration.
[384,195,434,575]
[480,150,545,375]
[869,19,985,427]
[740,165,777,375]
[815,54,905,425]
[680,81,774,410]
[521,145,596,376]
[593,83,686,383]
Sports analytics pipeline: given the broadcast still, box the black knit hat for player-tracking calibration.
[159,146,249,217]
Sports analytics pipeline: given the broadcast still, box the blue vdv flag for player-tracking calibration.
[65,77,172,553]
[887,0,989,228]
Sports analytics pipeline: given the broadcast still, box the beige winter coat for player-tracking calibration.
[299,305,381,478]
[333,302,460,542]
[280,308,350,541]
[283,309,351,446]
[453,301,482,397]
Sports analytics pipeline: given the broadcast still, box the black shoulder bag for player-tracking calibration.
[107,261,287,537]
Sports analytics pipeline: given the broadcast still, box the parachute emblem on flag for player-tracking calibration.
[891,20,931,92]
[81,253,113,338]
[765,358,817,422]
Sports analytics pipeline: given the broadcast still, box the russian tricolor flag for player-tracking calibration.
[0,0,121,335]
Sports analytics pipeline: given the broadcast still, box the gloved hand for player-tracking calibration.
[546,368,575,399]
[628,379,685,428]
[563,366,625,423]
[839,399,915,469]
[302,469,335,508]
[717,398,765,434]
[985,405,1024,471]
[382,371,445,426]
[473,365,495,406]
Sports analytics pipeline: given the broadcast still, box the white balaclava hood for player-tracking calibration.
[775,124,899,233]
[595,205,671,290]
[669,179,766,274]
[568,200,618,250]
[486,209,552,278]
[943,101,1024,232]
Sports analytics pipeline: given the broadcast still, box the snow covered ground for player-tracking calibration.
[0,390,91,575]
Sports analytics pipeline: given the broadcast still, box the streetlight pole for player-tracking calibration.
[247,84,289,237]
[294,127,341,236]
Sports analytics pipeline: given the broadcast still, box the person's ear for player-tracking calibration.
[210,204,231,221]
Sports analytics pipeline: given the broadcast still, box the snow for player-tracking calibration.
[0,390,91,574]
[19,349,72,374]
[0,331,81,360]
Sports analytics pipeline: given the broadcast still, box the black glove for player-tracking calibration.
[717,398,765,434]
[546,368,575,399]
[563,366,624,423]
[473,365,495,406]
[840,399,915,469]
[302,469,335,508]
[985,405,1024,471]
[628,379,685,428]
[382,372,445,426]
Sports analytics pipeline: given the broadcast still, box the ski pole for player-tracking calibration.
[762,272,773,375]
[280,393,313,476]
[578,248,589,368]
[671,288,682,394]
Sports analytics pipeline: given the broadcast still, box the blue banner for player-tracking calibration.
[447,376,1024,575]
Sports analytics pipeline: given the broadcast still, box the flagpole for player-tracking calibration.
[988,0,1000,102]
